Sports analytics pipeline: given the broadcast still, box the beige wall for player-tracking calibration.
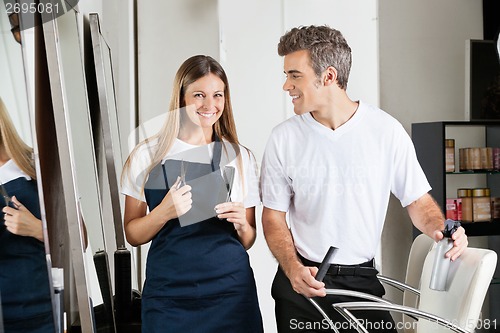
[378,0,483,304]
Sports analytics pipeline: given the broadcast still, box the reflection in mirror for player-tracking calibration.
[42,7,114,332]
[0,6,55,333]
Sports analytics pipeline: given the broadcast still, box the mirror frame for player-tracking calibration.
[89,13,124,249]
[41,7,98,332]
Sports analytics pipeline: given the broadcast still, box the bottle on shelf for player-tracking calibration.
[457,189,473,222]
[472,188,491,222]
[445,139,455,172]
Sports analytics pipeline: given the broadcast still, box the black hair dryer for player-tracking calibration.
[429,219,461,291]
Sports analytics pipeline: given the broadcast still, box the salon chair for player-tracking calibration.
[308,234,434,332]
[377,233,435,332]
[332,246,497,333]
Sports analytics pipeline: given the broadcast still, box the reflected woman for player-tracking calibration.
[121,55,263,332]
[0,97,55,332]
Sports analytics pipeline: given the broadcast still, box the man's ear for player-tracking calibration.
[323,66,338,86]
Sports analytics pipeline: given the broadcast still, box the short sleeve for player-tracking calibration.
[225,145,260,208]
[391,125,432,207]
[260,129,293,212]
[121,144,154,202]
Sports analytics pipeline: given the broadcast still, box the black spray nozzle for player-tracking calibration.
[442,219,461,238]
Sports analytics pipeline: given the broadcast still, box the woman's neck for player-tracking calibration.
[178,127,214,146]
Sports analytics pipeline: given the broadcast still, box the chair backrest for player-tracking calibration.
[417,247,497,333]
[403,234,436,306]
[402,234,436,333]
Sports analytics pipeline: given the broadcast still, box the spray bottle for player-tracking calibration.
[429,219,461,291]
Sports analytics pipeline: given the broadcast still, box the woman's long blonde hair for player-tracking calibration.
[122,55,246,192]
[0,97,36,179]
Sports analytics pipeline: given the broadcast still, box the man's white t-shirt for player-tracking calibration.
[122,138,260,209]
[260,101,431,265]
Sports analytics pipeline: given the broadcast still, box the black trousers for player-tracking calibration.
[271,263,398,333]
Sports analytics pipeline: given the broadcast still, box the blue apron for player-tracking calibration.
[142,139,263,333]
[0,177,55,333]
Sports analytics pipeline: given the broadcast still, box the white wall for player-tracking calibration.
[284,0,380,109]
[218,1,285,331]
[137,0,220,126]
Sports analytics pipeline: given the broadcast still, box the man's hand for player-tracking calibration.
[433,226,468,261]
[287,264,326,298]
[408,193,468,261]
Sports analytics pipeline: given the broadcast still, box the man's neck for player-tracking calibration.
[311,93,359,130]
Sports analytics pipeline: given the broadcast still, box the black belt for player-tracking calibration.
[299,254,379,277]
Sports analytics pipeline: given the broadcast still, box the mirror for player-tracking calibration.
[0,4,56,332]
[42,7,114,332]
[88,13,142,331]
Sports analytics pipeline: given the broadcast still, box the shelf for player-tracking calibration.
[417,120,500,126]
[446,171,500,175]
[460,220,500,236]
[412,121,500,237]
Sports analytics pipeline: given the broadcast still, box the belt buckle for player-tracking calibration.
[337,266,342,275]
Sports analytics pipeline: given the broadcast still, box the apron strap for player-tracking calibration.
[211,135,223,172]
[162,135,225,187]
[162,162,170,189]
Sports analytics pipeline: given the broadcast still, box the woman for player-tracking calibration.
[121,55,263,332]
[0,97,55,332]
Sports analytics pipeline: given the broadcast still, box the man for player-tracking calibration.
[260,25,468,333]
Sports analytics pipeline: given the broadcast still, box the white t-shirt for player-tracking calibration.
[122,138,260,209]
[260,101,431,265]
